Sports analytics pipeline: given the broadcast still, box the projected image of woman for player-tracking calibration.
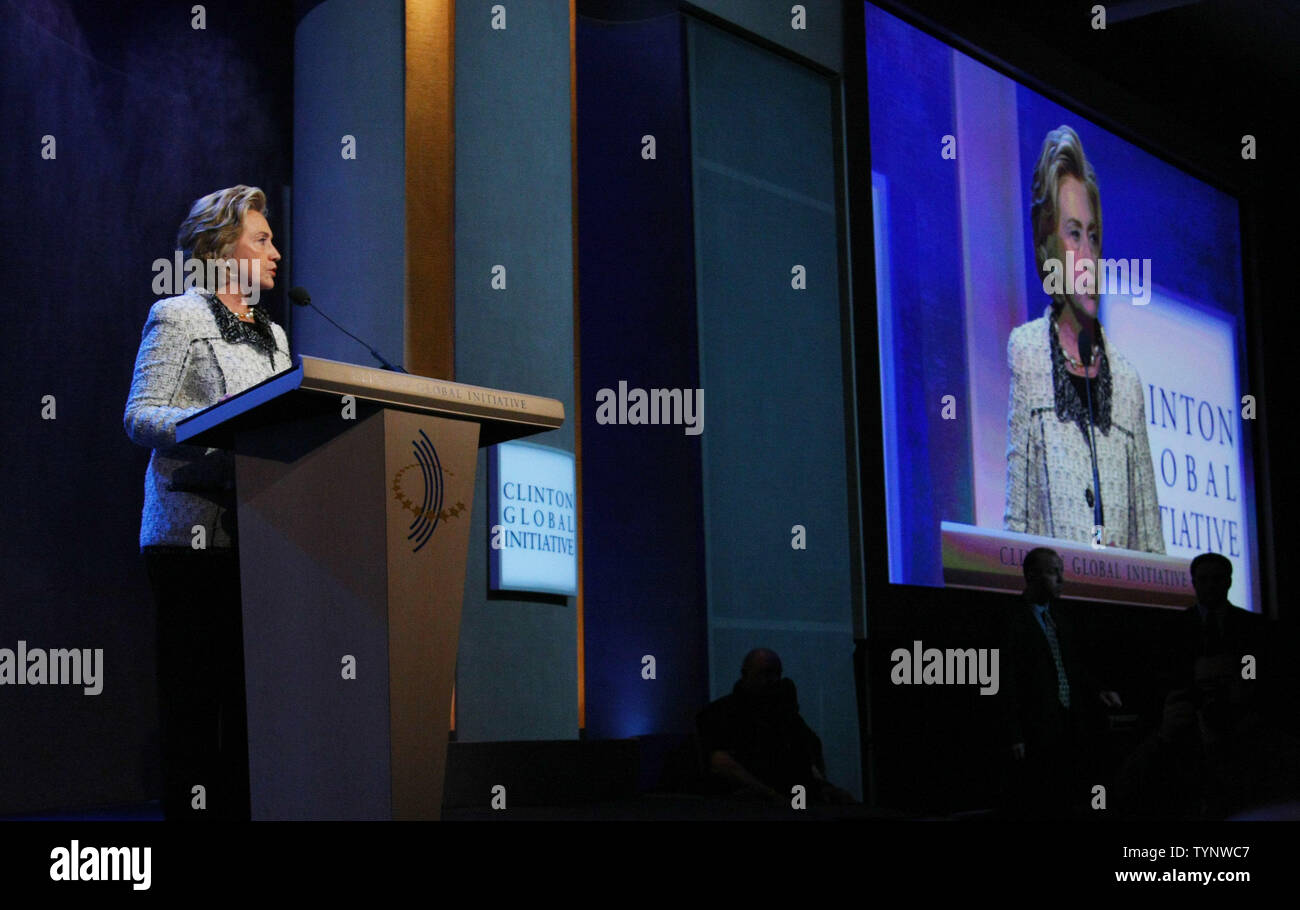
[1004,126,1164,553]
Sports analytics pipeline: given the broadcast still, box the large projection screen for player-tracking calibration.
[864,2,1260,611]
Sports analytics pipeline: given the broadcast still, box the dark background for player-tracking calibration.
[0,0,295,813]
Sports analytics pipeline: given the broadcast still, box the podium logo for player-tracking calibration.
[392,429,454,554]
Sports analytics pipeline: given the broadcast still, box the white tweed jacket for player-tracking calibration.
[1003,309,1165,554]
[124,287,292,549]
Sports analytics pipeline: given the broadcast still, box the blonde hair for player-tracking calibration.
[1030,126,1101,304]
[176,185,268,265]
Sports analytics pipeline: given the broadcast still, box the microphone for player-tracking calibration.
[1079,327,1104,535]
[288,286,407,373]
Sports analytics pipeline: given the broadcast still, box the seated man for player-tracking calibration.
[696,648,853,805]
[1118,652,1300,818]
[1120,551,1296,818]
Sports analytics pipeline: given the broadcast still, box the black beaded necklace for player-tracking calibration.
[200,290,278,361]
[1049,309,1112,438]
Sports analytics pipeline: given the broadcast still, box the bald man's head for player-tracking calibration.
[738,648,783,696]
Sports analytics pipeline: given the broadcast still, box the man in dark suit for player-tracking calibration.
[1164,552,1265,688]
[999,547,1122,817]
[1118,552,1290,817]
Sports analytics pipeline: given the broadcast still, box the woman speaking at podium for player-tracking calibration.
[1003,127,1164,554]
[123,185,291,819]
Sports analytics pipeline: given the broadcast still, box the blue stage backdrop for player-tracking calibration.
[577,5,863,803]
[453,0,579,742]
[577,6,712,741]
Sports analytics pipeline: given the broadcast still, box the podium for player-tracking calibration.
[175,356,564,819]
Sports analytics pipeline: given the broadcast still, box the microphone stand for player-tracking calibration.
[290,287,407,373]
[1080,328,1104,539]
[308,301,407,373]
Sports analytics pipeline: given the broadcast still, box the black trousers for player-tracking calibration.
[1001,705,1089,819]
[144,547,251,821]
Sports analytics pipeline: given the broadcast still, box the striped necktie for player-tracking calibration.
[1041,608,1070,708]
